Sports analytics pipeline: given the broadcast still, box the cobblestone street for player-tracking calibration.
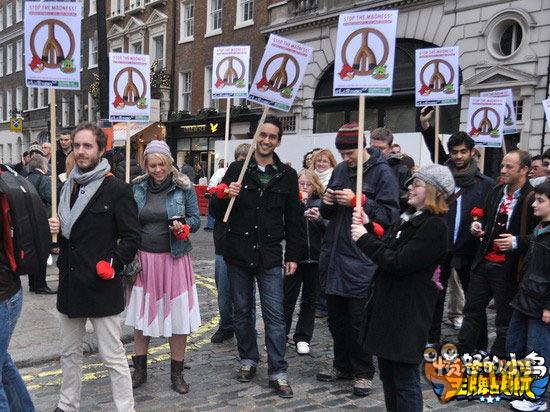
[19,220,510,411]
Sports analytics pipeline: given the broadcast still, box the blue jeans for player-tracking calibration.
[215,255,256,332]
[0,289,35,411]
[228,264,287,380]
[205,211,215,230]
[507,309,550,401]
[378,357,422,412]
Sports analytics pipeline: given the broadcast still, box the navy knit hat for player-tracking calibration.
[335,123,366,150]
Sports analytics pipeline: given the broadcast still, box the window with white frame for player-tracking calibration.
[179,71,192,111]
[6,90,12,119]
[203,66,219,110]
[6,44,13,75]
[62,95,69,127]
[151,35,164,68]
[16,87,22,111]
[180,1,194,41]
[16,39,22,71]
[15,0,21,22]
[207,0,222,33]
[88,92,95,121]
[89,31,98,68]
[6,3,12,28]
[89,0,97,16]
[0,48,3,77]
[236,0,253,26]
[0,8,3,31]
[27,88,35,110]
[110,0,122,16]
[130,41,142,54]
[278,115,297,133]
[74,94,81,124]
[0,94,4,122]
[513,99,523,122]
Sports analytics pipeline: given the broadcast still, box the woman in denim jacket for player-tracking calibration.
[125,140,201,395]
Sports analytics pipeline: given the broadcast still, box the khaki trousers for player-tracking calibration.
[57,314,134,412]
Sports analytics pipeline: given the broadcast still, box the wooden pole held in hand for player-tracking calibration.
[479,147,486,174]
[49,89,57,243]
[125,125,131,184]
[355,95,365,209]
[435,106,440,164]
[223,106,270,223]
[224,98,231,168]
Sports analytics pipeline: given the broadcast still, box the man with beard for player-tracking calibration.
[49,122,140,412]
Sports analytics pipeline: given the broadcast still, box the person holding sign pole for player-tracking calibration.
[210,117,304,399]
[316,123,400,397]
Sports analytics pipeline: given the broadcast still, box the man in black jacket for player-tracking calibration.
[422,130,494,343]
[49,123,140,412]
[56,129,73,176]
[458,150,538,356]
[210,117,304,398]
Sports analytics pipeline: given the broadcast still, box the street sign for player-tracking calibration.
[10,117,23,132]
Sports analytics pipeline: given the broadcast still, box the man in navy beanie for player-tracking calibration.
[317,123,400,396]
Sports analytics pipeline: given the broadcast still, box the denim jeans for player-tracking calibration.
[205,211,215,230]
[228,264,287,380]
[0,289,35,412]
[507,309,550,401]
[378,357,422,412]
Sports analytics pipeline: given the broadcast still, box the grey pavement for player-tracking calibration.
[14,218,511,410]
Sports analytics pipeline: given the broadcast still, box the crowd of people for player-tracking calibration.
[0,111,549,412]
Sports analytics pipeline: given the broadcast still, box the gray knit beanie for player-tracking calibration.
[144,140,173,163]
[407,164,455,199]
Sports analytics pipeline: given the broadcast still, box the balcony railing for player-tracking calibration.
[126,0,145,14]
[291,0,319,15]
[107,8,124,20]
[144,0,166,7]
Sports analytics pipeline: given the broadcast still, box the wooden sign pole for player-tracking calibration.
[479,147,486,174]
[125,124,131,184]
[355,95,365,208]
[224,98,231,167]
[435,106,441,164]
[223,106,270,223]
[49,89,57,243]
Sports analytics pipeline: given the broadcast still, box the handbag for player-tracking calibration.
[123,255,142,286]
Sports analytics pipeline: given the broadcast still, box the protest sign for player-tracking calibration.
[415,46,459,106]
[480,89,517,134]
[466,97,507,148]
[212,46,250,99]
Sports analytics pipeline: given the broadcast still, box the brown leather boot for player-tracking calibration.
[131,355,147,388]
[170,359,189,394]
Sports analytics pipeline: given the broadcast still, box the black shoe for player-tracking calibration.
[269,378,294,398]
[316,367,354,382]
[170,359,189,394]
[210,328,234,343]
[35,286,57,295]
[131,355,147,388]
[236,365,256,382]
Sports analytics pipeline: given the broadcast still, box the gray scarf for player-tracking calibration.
[58,158,111,239]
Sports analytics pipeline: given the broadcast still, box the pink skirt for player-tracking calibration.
[125,251,201,337]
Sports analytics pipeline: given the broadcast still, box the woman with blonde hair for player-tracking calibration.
[351,164,454,411]
[283,169,326,355]
[311,149,337,189]
[125,140,201,394]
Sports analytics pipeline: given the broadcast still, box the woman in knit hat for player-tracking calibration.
[125,139,201,394]
[350,164,454,412]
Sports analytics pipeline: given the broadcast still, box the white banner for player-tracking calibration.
[333,10,398,96]
[543,99,550,129]
[480,89,517,135]
[109,53,151,123]
[248,34,312,112]
[212,46,250,99]
[24,1,81,89]
[466,97,507,148]
[415,47,459,107]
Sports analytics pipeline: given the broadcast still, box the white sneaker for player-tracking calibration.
[296,341,310,355]
[510,399,547,411]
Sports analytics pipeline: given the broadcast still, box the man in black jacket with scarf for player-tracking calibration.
[210,117,304,398]
[458,150,538,356]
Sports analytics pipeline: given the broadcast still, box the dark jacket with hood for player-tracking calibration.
[210,153,304,270]
[510,222,550,318]
[319,148,400,299]
[357,210,449,364]
[299,196,326,263]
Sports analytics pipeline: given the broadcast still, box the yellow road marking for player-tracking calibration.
[22,274,219,390]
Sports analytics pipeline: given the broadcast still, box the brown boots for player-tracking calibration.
[170,359,189,394]
[131,355,147,388]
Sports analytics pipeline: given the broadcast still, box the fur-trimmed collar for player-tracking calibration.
[133,167,192,190]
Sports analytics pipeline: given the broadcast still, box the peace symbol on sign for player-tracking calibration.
[419,59,455,92]
[113,68,147,106]
[30,19,75,69]
[262,53,300,92]
[471,107,501,136]
[342,28,389,76]
[216,56,246,86]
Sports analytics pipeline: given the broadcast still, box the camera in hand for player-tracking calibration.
[169,216,186,226]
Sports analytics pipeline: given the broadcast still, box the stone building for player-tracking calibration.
[0,0,99,164]
[265,0,550,156]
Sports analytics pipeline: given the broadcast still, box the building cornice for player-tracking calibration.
[0,26,23,44]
